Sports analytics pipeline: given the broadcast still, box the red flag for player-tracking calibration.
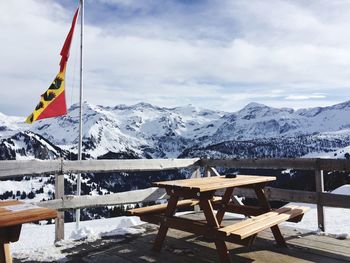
[60,8,80,72]
[26,6,80,124]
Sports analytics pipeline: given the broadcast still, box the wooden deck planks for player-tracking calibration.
[258,225,350,262]
[62,216,350,263]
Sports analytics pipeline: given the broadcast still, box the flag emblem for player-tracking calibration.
[26,7,79,124]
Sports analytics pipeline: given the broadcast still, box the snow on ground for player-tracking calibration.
[332,184,350,195]
[282,184,350,239]
[12,216,145,262]
[302,144,350,159]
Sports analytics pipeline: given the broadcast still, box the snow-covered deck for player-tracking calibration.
[12,212,350,263]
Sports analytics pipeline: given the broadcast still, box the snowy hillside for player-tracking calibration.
[29,102,224,158]
[0,131,68,160]
[212,100,350,143]
[2,100,350,160]
[0,112,24,137]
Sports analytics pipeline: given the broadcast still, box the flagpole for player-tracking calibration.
[76,0,84,229]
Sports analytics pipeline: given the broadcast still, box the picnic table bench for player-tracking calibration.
[129,175,309,263]
[0,200,57,263]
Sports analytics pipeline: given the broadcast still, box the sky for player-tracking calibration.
[1,0,350,116]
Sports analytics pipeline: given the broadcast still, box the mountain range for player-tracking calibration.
[2,100,350,161]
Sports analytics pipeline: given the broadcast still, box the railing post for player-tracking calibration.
[55,159,65,242]
[191,167,201,212]
[204,166,211,177]
[315,160,325,232]
[190,167,201,179]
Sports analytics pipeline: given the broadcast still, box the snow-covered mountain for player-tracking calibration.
[2,100,350,160]
[1,102,225,159]
[211,101,350,142]
[0,112,23,137]
[2,100,350,220]
[0,130,72,160]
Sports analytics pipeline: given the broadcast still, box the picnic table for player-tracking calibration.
[0,200,57,263]
[129,175,309,263]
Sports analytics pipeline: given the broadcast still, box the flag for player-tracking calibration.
[25,7,80,124]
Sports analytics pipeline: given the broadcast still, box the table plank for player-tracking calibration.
[231,207,310,239]
[0,201,57,227]
[198,177,273,192]
[219,206,295,235]
[154,175,276,192]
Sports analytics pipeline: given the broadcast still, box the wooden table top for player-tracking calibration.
[0,200,57,228]
[154,175,276,192]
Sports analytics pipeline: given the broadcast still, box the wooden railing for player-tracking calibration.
[200,158,350,233]
[1,158,350,242]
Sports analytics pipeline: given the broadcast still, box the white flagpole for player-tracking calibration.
[76,0,84,229]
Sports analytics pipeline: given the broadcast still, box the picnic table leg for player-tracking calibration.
[200,198,232,263]
[215,240,231,263]
[254,186,287,247]
[0,243,11,263]
[216,187,234,225]
[152,195,179,251]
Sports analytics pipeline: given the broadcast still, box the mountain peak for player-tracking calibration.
[68,101,97,111]
[236,102,271,120]
[243,102,268,109]
[133,102,156,108]
[235,102,295,121]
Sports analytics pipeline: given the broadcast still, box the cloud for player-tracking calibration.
[2,0,350,116]
[285,94,326,100]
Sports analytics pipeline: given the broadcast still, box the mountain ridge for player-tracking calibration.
[2,100,350,160]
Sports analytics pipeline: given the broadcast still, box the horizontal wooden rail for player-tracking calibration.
[0,158,200,179]
[234,187,350,209]
[0,159,61,179]
[37,187,166,210]
[62,158,200,173]
[202,158,350,171]
[2,158,350,179]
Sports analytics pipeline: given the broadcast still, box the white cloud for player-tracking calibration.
[2,0,350,116]
[285,94,326,100]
